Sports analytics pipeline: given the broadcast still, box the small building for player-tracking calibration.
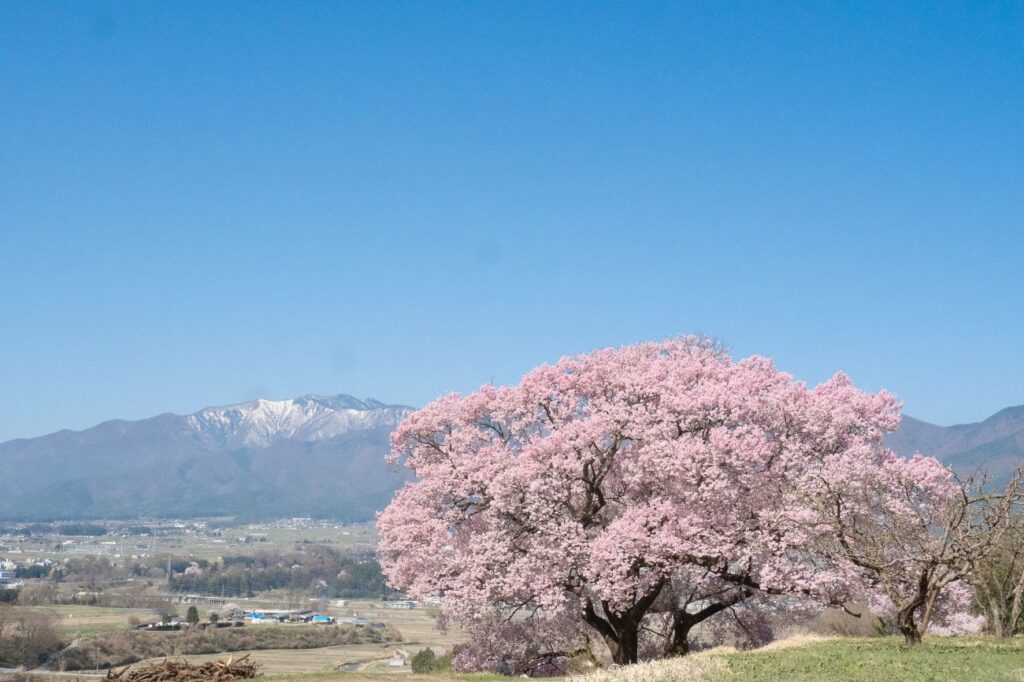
[312,615,335,624]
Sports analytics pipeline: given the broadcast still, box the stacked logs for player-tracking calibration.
[103,655,262,681]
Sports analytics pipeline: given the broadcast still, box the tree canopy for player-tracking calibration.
[378,337,1008,669]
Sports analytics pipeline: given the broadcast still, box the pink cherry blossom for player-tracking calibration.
[377,336,977,664]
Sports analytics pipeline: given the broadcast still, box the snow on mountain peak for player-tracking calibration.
[185,394,412,449]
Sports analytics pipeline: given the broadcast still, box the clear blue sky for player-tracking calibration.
[1,1,1022,441]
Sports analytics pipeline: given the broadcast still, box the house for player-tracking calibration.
[0,569,16,587]
[383,599,417,609]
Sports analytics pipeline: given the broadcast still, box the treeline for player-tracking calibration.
[168,547,393,599]
[0,522,108,536]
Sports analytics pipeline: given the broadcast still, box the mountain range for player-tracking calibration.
[885,405,1024,485]
[0,395,412,521]
[0,395,1021,521]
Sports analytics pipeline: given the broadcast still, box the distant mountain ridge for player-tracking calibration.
[185,394,409,449]
[2,395,1020,522]
[0,394,413,522]
[886,406,1024,483]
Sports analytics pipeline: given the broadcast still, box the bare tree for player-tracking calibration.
[9,609,60,667]
[0,601,12,640]
[973,507,1024,637]
[817,464,1024,644]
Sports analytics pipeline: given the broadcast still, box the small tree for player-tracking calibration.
[9,610,60,667]
[974,506,1024,637]
[209,611,220,624]
[411,648,437,673]
[815,463,1024,644]
[186,605,200,626]
[0,602,12,640]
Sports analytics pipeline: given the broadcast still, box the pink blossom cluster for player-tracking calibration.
[376,337,966,664]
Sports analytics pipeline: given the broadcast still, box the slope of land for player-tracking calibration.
[262,637,1024,682]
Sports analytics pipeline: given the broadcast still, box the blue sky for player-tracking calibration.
[1,1,1022,441]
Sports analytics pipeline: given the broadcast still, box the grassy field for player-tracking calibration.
[718,636,1024,681]
[571,635,1024,682]
[31,605,160,637]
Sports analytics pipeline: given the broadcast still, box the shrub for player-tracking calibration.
[411,648,437,673]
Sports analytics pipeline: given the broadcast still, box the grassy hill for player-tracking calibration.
[263,636,1024,682]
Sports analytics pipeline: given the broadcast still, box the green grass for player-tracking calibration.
[721,636,1024,682]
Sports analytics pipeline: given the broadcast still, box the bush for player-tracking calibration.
[411,648,437,673]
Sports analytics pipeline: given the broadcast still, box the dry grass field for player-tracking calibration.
[31,605,160,637]
[142,642,402,675]
[22,601,459,674]
[129,603,461,675]
[327,601,464,649]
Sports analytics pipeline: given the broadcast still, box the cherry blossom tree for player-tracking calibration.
[376,337,936,665]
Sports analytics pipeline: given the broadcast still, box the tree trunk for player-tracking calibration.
[667,591,750,658]
[582,580,666,666]
[896,608,922,645]
[667,618,692,657]
[614,621,639,665]
[901,628,923,645]
[582,600,641,665]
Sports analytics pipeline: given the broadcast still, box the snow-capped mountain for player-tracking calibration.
[0,394,414,521]
[186,395,412,449]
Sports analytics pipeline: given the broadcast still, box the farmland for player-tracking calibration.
[3,519,1022,681]
[0,519,459,675]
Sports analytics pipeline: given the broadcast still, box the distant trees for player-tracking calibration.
[186,606,200,625]
[168,548,389,599]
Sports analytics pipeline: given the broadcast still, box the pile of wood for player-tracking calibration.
[103,655,262,681]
